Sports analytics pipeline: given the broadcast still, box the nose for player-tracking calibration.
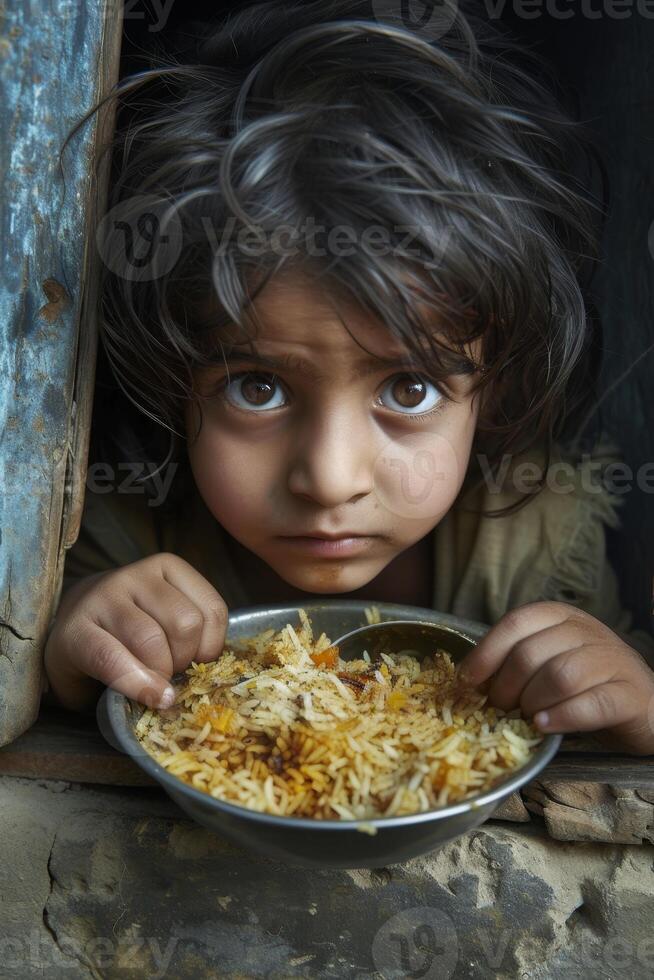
[287,404,375,508]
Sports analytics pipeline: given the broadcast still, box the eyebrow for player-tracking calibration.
[204,348,477,380]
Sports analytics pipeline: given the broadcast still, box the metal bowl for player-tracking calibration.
[97,601,560,869]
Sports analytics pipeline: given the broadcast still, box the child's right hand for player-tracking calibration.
[43,553,228,713]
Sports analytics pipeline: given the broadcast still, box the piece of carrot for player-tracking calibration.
[310,646,339,668]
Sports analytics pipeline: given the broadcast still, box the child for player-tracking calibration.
[45,0,654,753]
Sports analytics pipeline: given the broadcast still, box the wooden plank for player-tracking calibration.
[0,708,155,786]
[1,708,653,791]
[539,753,654,789]
[0,1,123,745]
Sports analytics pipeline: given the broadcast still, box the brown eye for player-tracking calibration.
[392,378,426,407]
[224,373,287,411]
[378,374,443,416]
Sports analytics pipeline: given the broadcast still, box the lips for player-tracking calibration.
[276,534,378,558]
[282,531,373,541]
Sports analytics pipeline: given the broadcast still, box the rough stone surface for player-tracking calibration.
[523,781,654,845]
[491,792,531,823]
[1,776,653,979]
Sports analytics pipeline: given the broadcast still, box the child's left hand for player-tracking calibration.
[458,601,654,755]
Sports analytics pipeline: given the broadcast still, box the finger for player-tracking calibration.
[154,556,227,664]
[532,679,637,734]
[72,620,176,709]
[129,556,227,667]
[519,645,615,717]
[486,621,605,712]
[96,602,174,678]
[130,580,205,674]
[458,602,580,686]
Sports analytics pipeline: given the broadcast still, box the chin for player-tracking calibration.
[270,559,383,596]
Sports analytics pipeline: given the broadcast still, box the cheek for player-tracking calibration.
[373,410,476,523]
[185,406,279,524]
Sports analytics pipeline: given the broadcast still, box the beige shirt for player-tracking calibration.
[61,439,654,663]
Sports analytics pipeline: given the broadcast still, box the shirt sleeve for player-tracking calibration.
[61,487,161,593]
[537,486,654,665]
[59,478,252,611]
[529,445,654,664]
[434,437,654,666]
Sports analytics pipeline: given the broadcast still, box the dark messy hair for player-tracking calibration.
[63,0,605,515]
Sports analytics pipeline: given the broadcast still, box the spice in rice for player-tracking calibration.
[134,610,544,819]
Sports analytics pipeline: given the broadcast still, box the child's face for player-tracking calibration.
[185,273,481,594]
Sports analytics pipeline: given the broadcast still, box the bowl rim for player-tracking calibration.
[99,600,562,831]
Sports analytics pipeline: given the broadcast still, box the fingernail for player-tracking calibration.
[534,711,549,730]
[157,686,176,709]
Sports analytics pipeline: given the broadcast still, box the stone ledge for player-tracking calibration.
[2,775,653,980]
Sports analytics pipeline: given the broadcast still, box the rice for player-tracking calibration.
[134,611,544,820]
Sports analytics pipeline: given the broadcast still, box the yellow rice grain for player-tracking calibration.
[135,612,543,820]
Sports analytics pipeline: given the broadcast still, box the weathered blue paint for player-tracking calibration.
[0,1,120,744]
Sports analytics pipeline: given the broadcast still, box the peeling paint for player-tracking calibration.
[0,1,120,745]
[37,278,71,324]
